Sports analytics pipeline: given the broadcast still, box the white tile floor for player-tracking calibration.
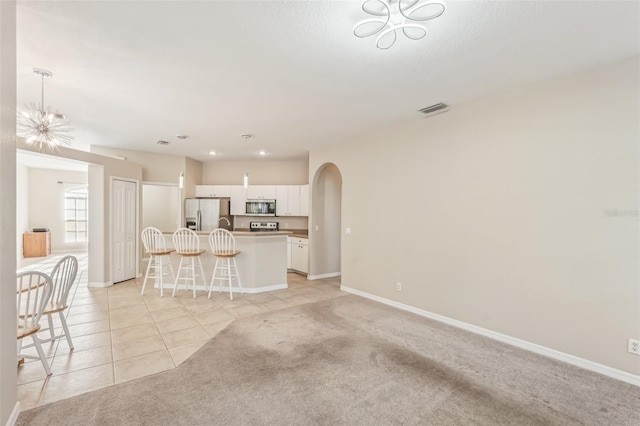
[16,253,344,410]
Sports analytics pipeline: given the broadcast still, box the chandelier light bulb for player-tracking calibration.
[353,0,446,50]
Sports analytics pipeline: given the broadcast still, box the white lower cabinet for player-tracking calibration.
[287,237,292,269]
[291,237,308,274]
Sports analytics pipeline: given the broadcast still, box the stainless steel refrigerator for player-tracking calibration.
[184,198,233,232]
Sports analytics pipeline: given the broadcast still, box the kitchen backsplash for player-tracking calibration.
[234,216,308,231]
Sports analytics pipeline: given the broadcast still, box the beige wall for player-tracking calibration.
[142,184,180,231]
[0,1,17,422]
[184,157,202,199]
[309,56,640,375]
[16,162,28,258]
[27,169,88,252]
[202,159,308,185]
[91,145,183,184]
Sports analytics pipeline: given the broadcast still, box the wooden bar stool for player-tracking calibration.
[141,227,176,297]
[172,228,207,299]
[208,229,243,300]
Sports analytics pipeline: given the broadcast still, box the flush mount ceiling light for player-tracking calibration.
[259,150,267,156]
[353,0,446,50]
[17,68,74,152]
[209,151,217,156]
[157,140,170,145]
[176,134,188,140]
[240,133,253,140]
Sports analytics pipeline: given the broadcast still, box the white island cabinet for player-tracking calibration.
[159,231,290,293]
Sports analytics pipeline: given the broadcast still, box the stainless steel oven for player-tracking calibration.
[245,199,276,216]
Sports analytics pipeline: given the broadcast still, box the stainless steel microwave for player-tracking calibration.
[245,199,276,216]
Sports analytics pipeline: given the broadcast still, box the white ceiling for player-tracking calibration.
[16,0,639,162]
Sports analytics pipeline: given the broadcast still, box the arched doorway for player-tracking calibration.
[309,163,342,281]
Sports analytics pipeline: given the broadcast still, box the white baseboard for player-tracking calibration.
[88,281,112,288]
[307,272,341,280]
[51,249,86,254]
[157,283,288,294]
[340,286,640,387]
[6,401,20,426]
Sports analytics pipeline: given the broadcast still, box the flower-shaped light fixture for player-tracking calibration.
[353,0,446,50]
[17,68,73,152]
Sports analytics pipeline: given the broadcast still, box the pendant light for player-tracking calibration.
[17,68,74,152]
[243,171,249,189]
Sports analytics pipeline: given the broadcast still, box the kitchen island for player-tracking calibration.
[156,231,291,295]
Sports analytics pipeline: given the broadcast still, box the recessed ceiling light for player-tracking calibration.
[176,134,188,140]
[241,133,253,140]
[157,140,170,145]
[259,150,267,156]
[209,151,217,156]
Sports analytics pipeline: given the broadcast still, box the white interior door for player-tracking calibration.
[112,179,137,284]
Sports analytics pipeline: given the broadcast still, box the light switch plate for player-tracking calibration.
[345,227,351,235]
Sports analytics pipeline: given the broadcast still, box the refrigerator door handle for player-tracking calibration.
[197,210,201,231]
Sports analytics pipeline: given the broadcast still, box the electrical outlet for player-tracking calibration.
[396,282,402,291]
[629,338,640,355]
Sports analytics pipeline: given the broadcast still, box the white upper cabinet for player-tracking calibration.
[287,185,301,215]
[276,185,301,216]
[230,185,247,216]
[247,185,276,200]
[276,185,307,216]
[299,184,309,216]
[195,185,230,198]
[276,186,289,216]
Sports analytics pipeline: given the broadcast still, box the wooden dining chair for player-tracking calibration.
[17,271,54,376]
[41,255,78,349]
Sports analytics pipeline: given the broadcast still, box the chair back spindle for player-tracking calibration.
[209,229,236,255]
[17,271,53,337]
[173,228,200,254]
[49,255,78,309]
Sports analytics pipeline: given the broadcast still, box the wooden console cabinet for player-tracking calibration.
[23,232,51,258]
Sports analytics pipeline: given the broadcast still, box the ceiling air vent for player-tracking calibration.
[156,140,170,145]
[419,103,449,115]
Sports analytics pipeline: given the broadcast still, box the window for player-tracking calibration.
[65,186,88,242]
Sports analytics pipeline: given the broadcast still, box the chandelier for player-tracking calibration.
[17,68,73,152]
[353,0,446,50]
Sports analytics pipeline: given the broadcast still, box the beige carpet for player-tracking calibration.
[17,295,640,425]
